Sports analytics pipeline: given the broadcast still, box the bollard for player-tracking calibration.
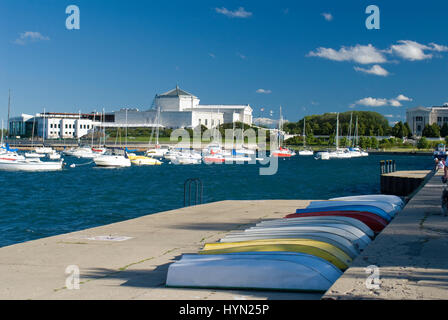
[380,160,385,174]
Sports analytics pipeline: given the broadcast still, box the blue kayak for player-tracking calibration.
[296,205,392,222]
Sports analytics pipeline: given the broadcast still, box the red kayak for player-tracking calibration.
[284,210,388,233]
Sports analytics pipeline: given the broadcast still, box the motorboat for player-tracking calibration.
[200,239,352,270]
[172,150,202,165]
[146,145,170,158]
[48,151,61,160]
[203,153,226,164]
[328,148,352,159]
[271,147,296,157]
[0,156,63,171]
[166,252,343,292]
[314,151,330,160]
[93,149,131,168]
[35,147,54,154]
[63,145,104,159]
[24,152,45,158]
[128,154,162,165]
[299,149,314,156]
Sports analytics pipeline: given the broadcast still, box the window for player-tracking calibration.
[50,124,53,128]
[65,124,68,129]
[438,117,442,122]
[444,117,448,122]
[205,119,208,126]
[58,124,60,128]
[416,116,423,121]
[417,125,422,131]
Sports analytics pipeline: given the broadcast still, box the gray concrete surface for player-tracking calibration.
[324,169,448,300]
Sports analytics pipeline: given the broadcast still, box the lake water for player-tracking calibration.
[0,154,432,247]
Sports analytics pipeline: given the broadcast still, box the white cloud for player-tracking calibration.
[354,94,413,108]
[389,40,434,61]
[256,89,272,94]
[356,97,389,107]
[354,64,389,76]
[208,53,216,58]
[253,117,278,127]
[237,52,247,60]
[215,7,252,18]
[384,114,394,118]
[388,99,402,107]
[307,44,387,64]
[14,31,50,45]
[429,43,448,52]
[396,94,412,101]
[321,13,333,21]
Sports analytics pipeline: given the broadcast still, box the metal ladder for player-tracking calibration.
[184,178,203,207]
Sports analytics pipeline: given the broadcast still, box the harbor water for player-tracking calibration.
[0,154,431,248]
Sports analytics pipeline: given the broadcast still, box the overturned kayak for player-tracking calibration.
[166,252,343,292]
[220,232,359,259]
[246,223,371,248]
[296,205,392,222]
[307,200,398,217]
[201,239,353,270]
[255,216,374,239]
[330,195,404,208]
[285,211,388,234]
[229,224,370,250]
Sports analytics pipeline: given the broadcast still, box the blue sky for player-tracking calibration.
[1,0,448,126]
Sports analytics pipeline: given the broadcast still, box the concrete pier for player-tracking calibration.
[0,200,320,300]
[380,170,431,196]
[324,169,448,299]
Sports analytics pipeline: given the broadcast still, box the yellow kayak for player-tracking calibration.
[200,238,352,270]
[128,155,162,166]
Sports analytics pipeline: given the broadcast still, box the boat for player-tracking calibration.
[247,223,371,246]
[324,113,352,159]
[0,156,63,171]
[299,117,314,156]
[255,216,374,238]
[145,103,169,158]
[35,147,53,154]
[166,252,343,292]
[329,194,404,208]
[24,152,45,158]
[239,224,371,250]
[271,107,296,157]
[285,211,388,234]
[220,232,359,259]
[128,154,162,165]
[200,239,352,270]
[63,145,104,158]
[48,151,61,160]
[314,150,330,160]
[295,205,392,222]
[171,150,202,165]
[93,148,131,167]
[306,200,399,217]
[203,153,226,164]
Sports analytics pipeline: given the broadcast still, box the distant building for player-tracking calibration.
[112,86,253,129]
[406,105,448,136]
[8,112,105,139]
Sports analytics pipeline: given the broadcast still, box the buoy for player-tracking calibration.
[70,164,76,168]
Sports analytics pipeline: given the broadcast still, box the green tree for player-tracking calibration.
[417,137,429,149]
[440,123,448,137]
[370,137,379,149]
[403,122,412,138]
[422,123,440,137]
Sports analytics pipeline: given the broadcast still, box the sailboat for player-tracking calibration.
[348,116,368,157]
[298,117,313,156]
[271,107,296,157]
[145,102,169,158]
[327,113,351,159]
[25,116,45,158]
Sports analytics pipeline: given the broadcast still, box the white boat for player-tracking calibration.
[63,146,104,159]
[146,145,170,158]
[328,148,352,159]
[329,194,404,208]
[240,224,371,250]
[35,147,54,154]
[166,252,343,292]
[25,152,45,158]
[255,216,374,238]
[299,117,314,156]
[172,150,202,165]
[220,232,359,259]
[94,149,131,168]
[0,157,63,171]
[314,151,330,160]
[48,152,61,160]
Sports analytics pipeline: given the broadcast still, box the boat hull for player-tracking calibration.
[166,252,343,292]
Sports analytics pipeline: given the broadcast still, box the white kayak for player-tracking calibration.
[166,252,343,292]
[307,200,399,216]
[330,195,404,208]
[256,216,374,239]
[220,232,359,259]
[243,224,371,250]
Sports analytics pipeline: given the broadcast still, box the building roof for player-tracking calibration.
[157,85,197,98]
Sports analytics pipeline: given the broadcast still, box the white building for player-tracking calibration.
[9,113,98,139]
[112,86,253,129]
[406,105,448,136]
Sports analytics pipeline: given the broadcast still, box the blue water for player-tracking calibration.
[0,154,431,247]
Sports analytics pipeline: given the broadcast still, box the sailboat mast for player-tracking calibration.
[7,89,10,138]
[355,116,359,146]
[303,117,306,147]
[42,108,46,146]
[348,112,353,146]
[279,106,283,148]
[335,113,339,149]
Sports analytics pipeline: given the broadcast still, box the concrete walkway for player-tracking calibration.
[324,169,448,299]
[0,199,321,300]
